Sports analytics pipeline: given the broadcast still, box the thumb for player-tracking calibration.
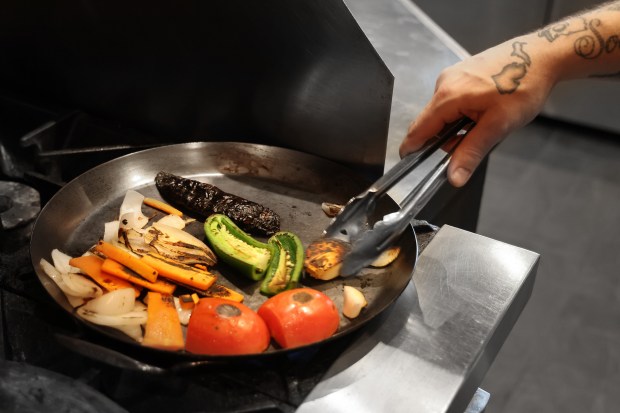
[447,118,506,187]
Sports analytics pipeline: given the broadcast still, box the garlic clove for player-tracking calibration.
[342,285,367,319]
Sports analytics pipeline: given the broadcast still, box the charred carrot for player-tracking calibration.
[95,240,158,283]
[69,255,142,297]
[186,283,245,303]
[141,253,216,291]
[101,258,176,295]
[143,197,183,217]
[142,292,184,351]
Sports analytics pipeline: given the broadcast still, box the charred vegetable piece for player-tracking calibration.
[69,255,142,297]
[143,221,217,267]
[140,253,217,291]
[155,171,280,236]
[260,232,304,296]
[204,214,273,281]
[304,238,351,280]
[182,283,245,303]
[95,241,159,283]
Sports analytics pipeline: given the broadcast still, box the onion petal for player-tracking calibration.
[61,272,102,298]
[119,190,148,229]
[76,307,148,326]
[103,220,120,244]
[82,288,135,315]
[116,324,144,342]
[173,296,193,325]
[66,295,87,308]
[51,249,80,274]
[40,259,92,298]
[157,214,186,229]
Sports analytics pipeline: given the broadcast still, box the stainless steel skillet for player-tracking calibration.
[29,142,418,362]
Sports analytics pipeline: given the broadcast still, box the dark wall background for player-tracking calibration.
[0,0,393,177]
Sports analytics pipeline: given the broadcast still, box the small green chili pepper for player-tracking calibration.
[204,214,273,281]
[260,232,304,296]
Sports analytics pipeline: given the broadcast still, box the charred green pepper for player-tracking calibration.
[204,214,273,281]
[260,232,304,296]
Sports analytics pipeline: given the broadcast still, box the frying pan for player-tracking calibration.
[30,142,418,363]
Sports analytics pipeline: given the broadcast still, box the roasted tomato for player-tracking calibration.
[185,298,270,355]
[257,288,340,349]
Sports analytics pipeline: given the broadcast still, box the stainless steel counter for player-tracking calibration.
[298,1,540,411]
[300,226,538,412]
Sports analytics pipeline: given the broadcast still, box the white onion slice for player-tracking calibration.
[173,296,193,325]
[51,249,80,274]
[119,228,150,253]
[66,295,87,308]
[76,307,148,326]
[152,222,210,250]
[40,259,90,298]
[133,301,147,313]
[61,272,102,298]
[157,214,186,229]
[82,288,135,315]
[117,324,144,342]
[119,190,148,229]
[103,220,120,244]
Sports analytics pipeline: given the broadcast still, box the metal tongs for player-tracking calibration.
[324,117,475,276]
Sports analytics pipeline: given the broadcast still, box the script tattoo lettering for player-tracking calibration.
[491,41,531,94]
[574,18,620,59]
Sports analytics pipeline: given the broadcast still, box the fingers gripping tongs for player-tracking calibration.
[324,117,475,276]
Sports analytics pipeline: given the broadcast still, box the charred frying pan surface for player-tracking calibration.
[155,171,280,236]
[30,142,418,360]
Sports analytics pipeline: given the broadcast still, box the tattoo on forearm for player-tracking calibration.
[574,18,620,59]
[538,18,588,42]
[491,41,532,94]
[539,16,620,60]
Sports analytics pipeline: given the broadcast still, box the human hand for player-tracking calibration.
[399,39,557,187]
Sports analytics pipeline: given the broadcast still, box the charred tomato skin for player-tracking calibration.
[185,298,270,355]
[257,288,340,349]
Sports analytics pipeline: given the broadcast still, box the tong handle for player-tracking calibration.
[376,140,459,251]
[323,117,473,242]
[371,116,474,197]
[339,117,474,275]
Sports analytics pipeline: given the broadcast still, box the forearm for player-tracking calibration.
[494,1,620,93]
[400,1,620,187]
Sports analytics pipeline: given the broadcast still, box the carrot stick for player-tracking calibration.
[95,240,158,282]
[141,253,216,291]
[69,255,142,297]
[143,197,183,217]
[192,283,245,303]
[142,292,185,351]
[101,258,176,295]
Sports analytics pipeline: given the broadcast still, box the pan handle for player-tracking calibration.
[54,334,167,374]
[54,333,234,374]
